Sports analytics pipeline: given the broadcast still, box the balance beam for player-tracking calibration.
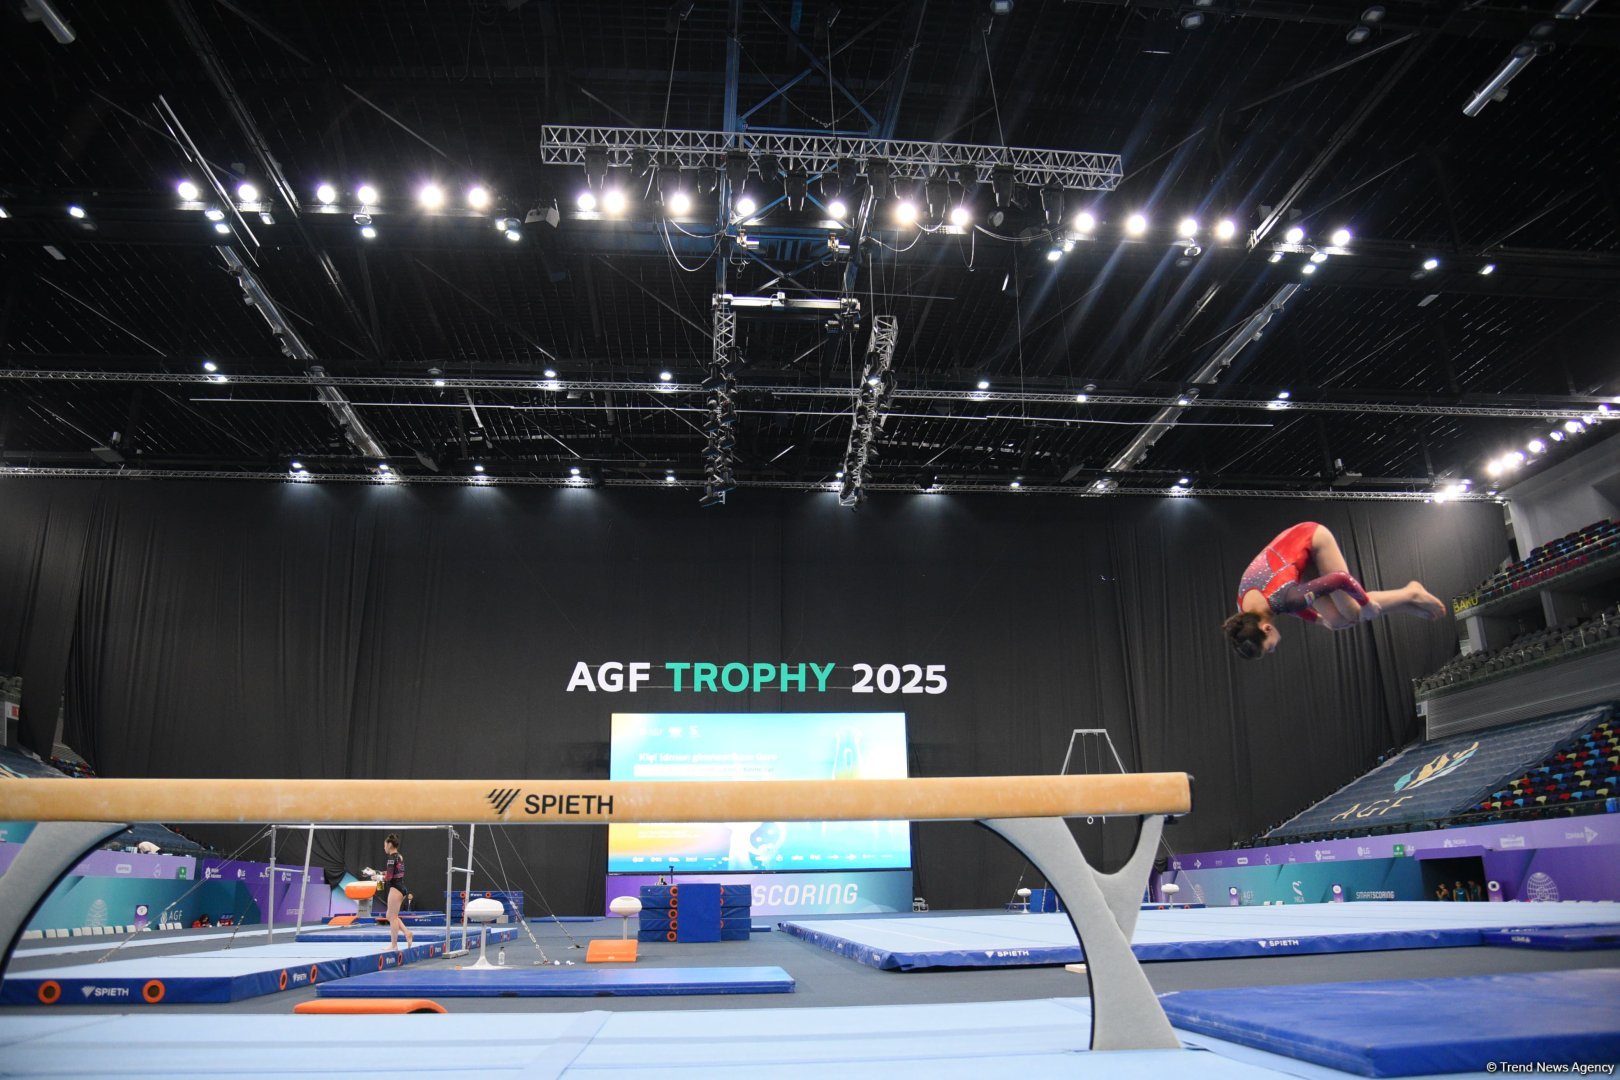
[0,772,1191,1053]
[0,774,1189,825]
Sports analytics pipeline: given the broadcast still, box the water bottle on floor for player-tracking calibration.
[497,945,506,966]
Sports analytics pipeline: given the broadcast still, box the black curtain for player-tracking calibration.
[0,478,1507,912]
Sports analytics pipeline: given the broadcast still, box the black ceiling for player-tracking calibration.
[1,0,1617,500]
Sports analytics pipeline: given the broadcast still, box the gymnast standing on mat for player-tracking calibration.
[377,833,415,952]
[1223,521,1446,659]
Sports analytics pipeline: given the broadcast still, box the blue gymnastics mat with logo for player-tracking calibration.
[778,901,1620,970]
[317,964,796,998]
[0,939,453,1006]
[1161,968,1620,1077]
[1478,924,1620,950]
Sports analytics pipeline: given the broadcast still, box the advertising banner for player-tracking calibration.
[605,869,913,917]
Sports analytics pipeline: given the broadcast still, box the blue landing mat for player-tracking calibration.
[0,939,451,1006]
[318,965,796,998]
[1160,969,1620,1077]
[0,999,1291,1078]
[780,901,1620,970]
[1480,924,1620,950]
[295,926,518,946]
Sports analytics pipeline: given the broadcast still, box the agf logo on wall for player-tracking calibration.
[1392,741,1479,792]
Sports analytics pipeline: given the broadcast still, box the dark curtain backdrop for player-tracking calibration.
[0,478,1507,912]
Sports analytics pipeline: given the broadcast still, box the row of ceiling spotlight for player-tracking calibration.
[176,178,495,211]
[1485,406,1614,478]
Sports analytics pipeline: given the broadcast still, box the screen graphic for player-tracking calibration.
[607,712,911,874]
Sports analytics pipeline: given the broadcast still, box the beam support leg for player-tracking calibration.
[979,814,1177,1051]
[0,821,127,976]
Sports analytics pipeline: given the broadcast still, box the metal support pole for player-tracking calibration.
[293,823,314,936]
[444,825,454,940]
[267,826,276,942]
[460,824,477,940]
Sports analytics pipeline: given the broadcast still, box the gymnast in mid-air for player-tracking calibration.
[1223,521,1447,659]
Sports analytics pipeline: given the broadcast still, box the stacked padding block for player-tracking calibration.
[637,883,752,943]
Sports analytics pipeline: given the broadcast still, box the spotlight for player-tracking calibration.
[316,183,337,205]
[569,466,581,477]
[867,159,893,201]
[361,225,377,239]
[1046,246,1062,262]
[584,147,609,191]
[204,208,225,221]
[1564,419,1583,434]
[214,222,231,235]
[1346,25,1372,44]
[504,229,522,242]
[784,166,809,212]
[976,379,990,390]
[418,183,445,209]
[1074,210,1096,233]
[290,460,303,470]
[1125,212,1148,236]
[1180,11,1205,29]
[1284,225,1305,243]
[659,371,672,382]
[474,464,485,473]
[1422,257,1440,271]
[1509,450,1526,465]
[926,174,950,223]
[237,182,259,202]
[602,189,627,215]
[203,360,218,372]
[1040,185,1066,229]
[177,180,199,201]
[1277,390,1290,399]
[1214,218,1237,240]
[991,164,1016,208]
[1075,393,1089,403]
[1268,251,1283,263]
[576,191,597,212]
[1486,459,1504,477]
[1528,438,1546,454]
[828,199,848,219]
[357,184,378,204]
[1330,227,1352,247]
[1301,263,1317,275]
[467,185,491,209]
[1550,429,1564,442]
[1177,216,1198,238]
[893,199,918,225]
[1010,479,1022,489]
[735,194,757,217]
[696,168,718,196]
[1310,251,1328,263]
[665,471,677,484]
[667,190,692,215]
[1362,5,1387,22]
[950,205,972,227]
[544,368,558,379]
[68,205,86,219]
[1479,263,1496,275]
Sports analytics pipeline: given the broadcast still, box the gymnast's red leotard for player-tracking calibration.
[1236,522,1321,622]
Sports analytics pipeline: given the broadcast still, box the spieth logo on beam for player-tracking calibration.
[485,788,616,817]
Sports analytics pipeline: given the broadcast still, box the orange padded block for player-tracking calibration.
[326,915,357,927]
[586,939,638,963]
[294,998,445,1014]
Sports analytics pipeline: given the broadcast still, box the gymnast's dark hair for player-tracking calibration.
[1222,612,1268,660]
[384,833,400,848]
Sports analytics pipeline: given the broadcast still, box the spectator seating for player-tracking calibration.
[1452,519,1620,615]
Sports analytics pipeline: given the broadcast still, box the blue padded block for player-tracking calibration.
[1160,969,1620,1077]
[317,965,795,998]
[638,914,754,932]
[674,883,721,942]
[1480,924,1620,950]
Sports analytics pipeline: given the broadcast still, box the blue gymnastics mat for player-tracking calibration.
[1479,924,1620,950]
[0,998,1296,1078]
[319,965,796,998]
[0,938,452,1006]
[295,926,517,947]
[780,901,1620,970]
[1161,968,1620,1077]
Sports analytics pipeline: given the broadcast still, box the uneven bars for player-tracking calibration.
[0,774,1190,825]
